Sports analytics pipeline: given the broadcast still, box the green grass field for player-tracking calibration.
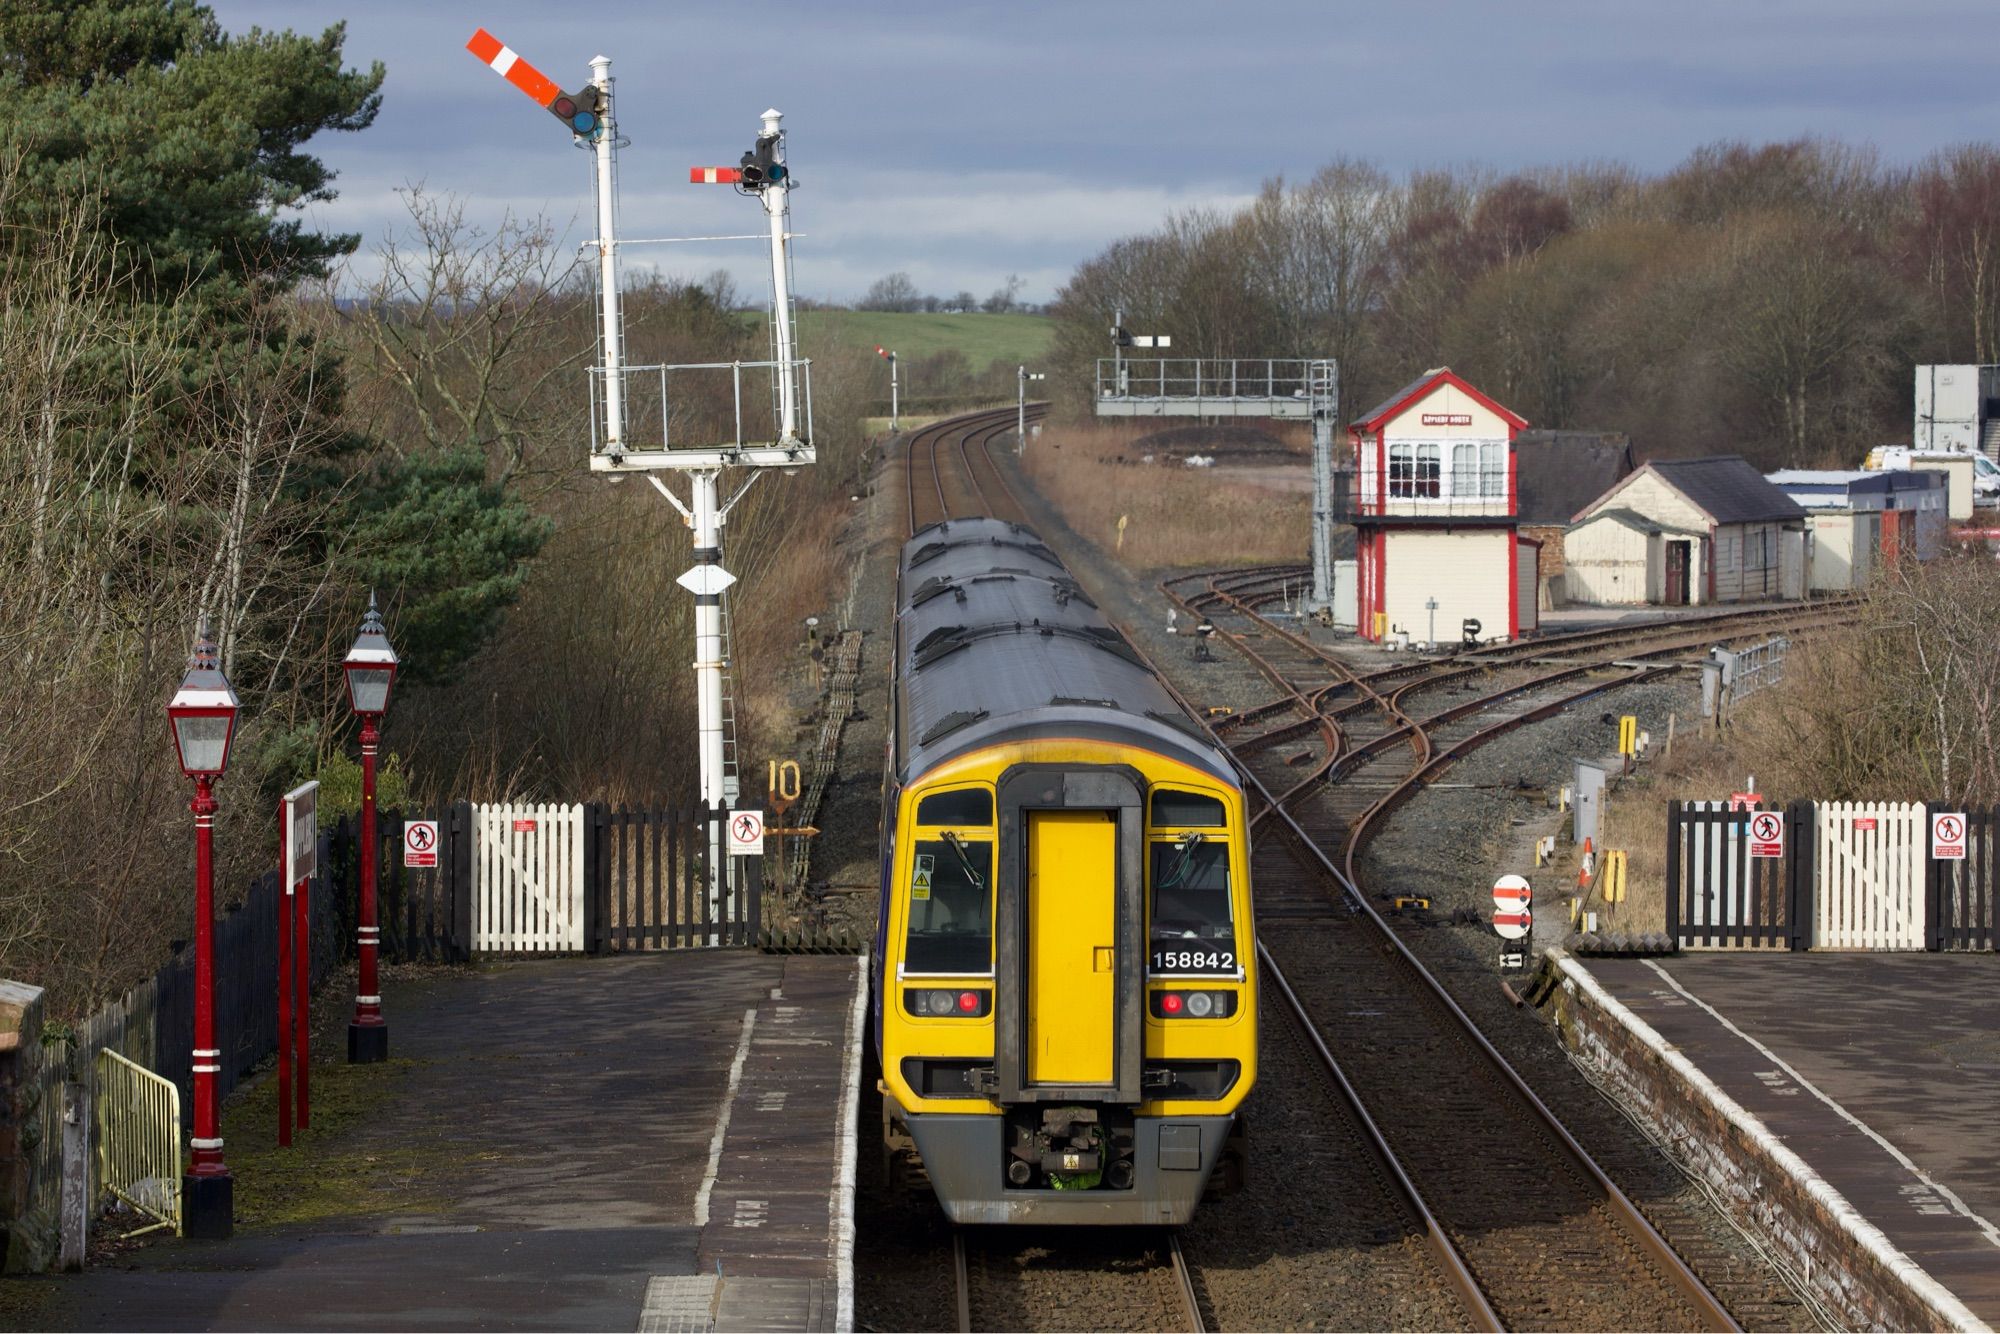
[752,309,1054,371]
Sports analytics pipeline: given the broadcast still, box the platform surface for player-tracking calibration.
[32,949,862,1333]
[1582,951,2000,1324]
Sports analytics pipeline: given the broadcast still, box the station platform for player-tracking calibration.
[1545,950,2000,1332]
[32,949,866,1333]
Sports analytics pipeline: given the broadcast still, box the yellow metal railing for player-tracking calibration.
[95,1048,181,1237]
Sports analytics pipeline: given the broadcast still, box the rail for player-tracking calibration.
[95,1048,182,1237]
[588,356,813,457]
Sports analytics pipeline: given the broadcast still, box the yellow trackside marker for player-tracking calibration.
[1116,514,1129,550]
[1618,715,1638,757]
[1602,850,1628,904]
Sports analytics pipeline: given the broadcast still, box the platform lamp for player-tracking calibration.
[166,618,240,1239]
[342,593,398,1064]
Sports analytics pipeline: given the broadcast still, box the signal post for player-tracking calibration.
[469,32,806,911]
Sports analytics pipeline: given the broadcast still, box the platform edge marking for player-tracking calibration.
[833,953,868,1333]
[1556,952,1991,1334]
[1640,959,2000,1249]
[695,1006,759,1228]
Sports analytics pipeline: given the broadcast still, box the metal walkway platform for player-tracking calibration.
[1550,950,2000,1332]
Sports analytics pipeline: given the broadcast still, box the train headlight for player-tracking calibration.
[1186,992,1214,1017]
[926,989,954,1014]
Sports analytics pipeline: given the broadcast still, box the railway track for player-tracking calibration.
[952,1227,1204,1333]
[901,403,1039,534]
[893,409,1806,1329]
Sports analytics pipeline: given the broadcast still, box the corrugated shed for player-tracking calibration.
[1513,431,1635,524]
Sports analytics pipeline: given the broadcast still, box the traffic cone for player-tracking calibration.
[1578,836,1594,889]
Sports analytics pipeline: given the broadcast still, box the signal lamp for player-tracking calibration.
[548,87,601,137]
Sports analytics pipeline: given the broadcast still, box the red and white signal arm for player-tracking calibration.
[1492,873,1532,940]
[727,810,766,857]
[1932,812,1968,861]
[404,819,440,870]
[1748,811,1785,859]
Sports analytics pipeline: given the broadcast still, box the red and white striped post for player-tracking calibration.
[167,621,240,1238]
[344,595,398,1064]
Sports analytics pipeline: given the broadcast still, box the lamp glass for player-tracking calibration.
[174,714,232,776]
[346,666,393,716]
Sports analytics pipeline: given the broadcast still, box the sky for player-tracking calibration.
[208,1,2000,307]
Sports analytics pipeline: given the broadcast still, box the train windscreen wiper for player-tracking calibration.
[1158,832,1205,889]
[941,831,985,890]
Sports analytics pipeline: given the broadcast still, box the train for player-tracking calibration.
[874,517,1257,1225]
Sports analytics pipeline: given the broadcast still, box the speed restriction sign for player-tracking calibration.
[1748,811,1785,859]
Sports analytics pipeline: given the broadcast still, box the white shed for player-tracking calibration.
[1570,457,1809,605]
[1564,510,1704,605]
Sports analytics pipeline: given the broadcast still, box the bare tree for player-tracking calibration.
[860,271,923,312]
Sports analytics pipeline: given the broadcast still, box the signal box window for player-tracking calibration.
[906,836,992,975]
[1149,834,1236,976]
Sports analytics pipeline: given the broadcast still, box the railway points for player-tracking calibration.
[1549,950,2000,1332]
[867,407,1837,1329]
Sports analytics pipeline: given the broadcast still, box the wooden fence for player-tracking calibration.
[590,804,762,951]
[323,801,763,957]
[1668,799,2000,951]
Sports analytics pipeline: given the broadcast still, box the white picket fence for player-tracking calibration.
[1814,801,1926,950]
[474,802,585,954]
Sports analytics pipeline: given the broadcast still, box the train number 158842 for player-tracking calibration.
[1150,949,1234,974]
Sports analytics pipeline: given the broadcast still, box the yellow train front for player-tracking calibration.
[876,517,1256,1225]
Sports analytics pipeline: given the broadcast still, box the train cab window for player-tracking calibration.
[1151,790,1225,827]
[917,789,993,826]
[906,834,993,974]
[1149,832,1237,975]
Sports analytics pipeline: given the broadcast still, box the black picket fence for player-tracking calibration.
[1666,799,2000,951]
[321,800,762,959]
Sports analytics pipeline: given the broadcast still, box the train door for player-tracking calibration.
[1025,809,1116,1085]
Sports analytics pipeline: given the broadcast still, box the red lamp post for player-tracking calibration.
[344,594,398,1063]
[166,619,240,1239]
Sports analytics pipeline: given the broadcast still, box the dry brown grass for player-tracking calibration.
[1022,422,1311,570]
[1595,728,1746,934]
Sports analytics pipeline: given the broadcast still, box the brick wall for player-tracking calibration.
[1524,524,1567,577]
[1548,958,1958,1332]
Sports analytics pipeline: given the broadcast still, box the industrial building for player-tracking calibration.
[1566,457,1808,605]
[1345,368,1535,643]
[1767,469,1948,589]
[1913,363,2000,457]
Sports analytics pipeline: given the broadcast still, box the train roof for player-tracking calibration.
[893,518,1235,786]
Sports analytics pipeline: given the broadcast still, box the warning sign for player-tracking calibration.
[1748,811,1785,859]
[912,854,934,900]
[404,819,439,869]
[727,810,765,856]
[1932,812,1968,861]
[1491,874,1532,941]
